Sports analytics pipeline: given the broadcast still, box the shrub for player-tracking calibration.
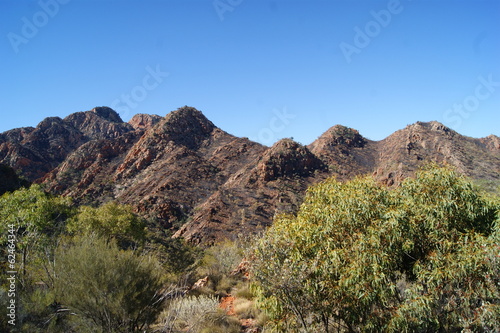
[66,201,146,249]
[253,166,500,332]
[195,239,245,295]
[160,295,240,333]
[234,298,259,319]
[234,281,254,299]
[54,234,165,333]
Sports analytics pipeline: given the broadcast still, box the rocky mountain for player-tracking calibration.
[0,107,133,181]
[1,106,499,244]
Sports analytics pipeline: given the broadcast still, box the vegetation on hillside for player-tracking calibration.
[0,165,499,332]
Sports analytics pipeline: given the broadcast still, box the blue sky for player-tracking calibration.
[1,0,499,146]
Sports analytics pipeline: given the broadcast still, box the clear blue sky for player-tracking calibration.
[1,0,499,145]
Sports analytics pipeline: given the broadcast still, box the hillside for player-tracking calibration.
[1,106,499,243]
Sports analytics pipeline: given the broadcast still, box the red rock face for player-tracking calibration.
[128,113,162,131]
[0,108,133,181]
[1,107,499,244]
[481,134,500,152]
[373,121,500,185]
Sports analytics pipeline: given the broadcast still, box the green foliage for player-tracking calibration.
[67,201,146,248]
[0,185,73,288]
[54,234,165,333]
[195,239,246,295]
[0,186,74,331]
[143,225,200,275]
[0,289,11,332]
[16,287,97,333]
[0,185,72,243]
[160,294,216,331]
[234,281,255,299]
[253,166,500,332]
[0,187,199,332]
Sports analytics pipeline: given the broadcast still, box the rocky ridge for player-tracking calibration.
[1,106,499,243]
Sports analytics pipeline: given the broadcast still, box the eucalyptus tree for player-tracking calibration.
[253,166,500,332]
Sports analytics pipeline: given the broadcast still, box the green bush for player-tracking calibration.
[0,187,198,332]
[54,234,165,333]
[253,166,500,332]
[0,185,74,331]
[195,239,245,294]
[66,201,146,249]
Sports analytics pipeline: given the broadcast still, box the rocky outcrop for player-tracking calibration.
[0,118,86,180]
[1,106,499,244]
[64,107,133,140]
[41,131,141,201]
[173,139,327,244]
[128,113,162,131]
[308,125,377,179]
[257,139,325,181]
[0,107,135,181]
[309,125,367,152]
[373,121,500,186]
[481,135,500,153]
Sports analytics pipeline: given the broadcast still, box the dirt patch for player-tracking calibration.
[219,295,236,316]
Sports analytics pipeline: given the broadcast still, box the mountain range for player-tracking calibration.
[1,106,499,244]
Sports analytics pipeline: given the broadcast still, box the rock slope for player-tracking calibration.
[1,106,499,243]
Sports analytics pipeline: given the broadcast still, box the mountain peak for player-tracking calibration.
[156,106,216,149]
[163,106,213,129]
[406,121,455,135]
[36,116,65,130]
[63,107,133,141]
[257,138,325,181]
[91,107,123,123]
[481,134,500,152]
[1,106,499,244]
[309,124,367,155]
[170,105,205,117]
